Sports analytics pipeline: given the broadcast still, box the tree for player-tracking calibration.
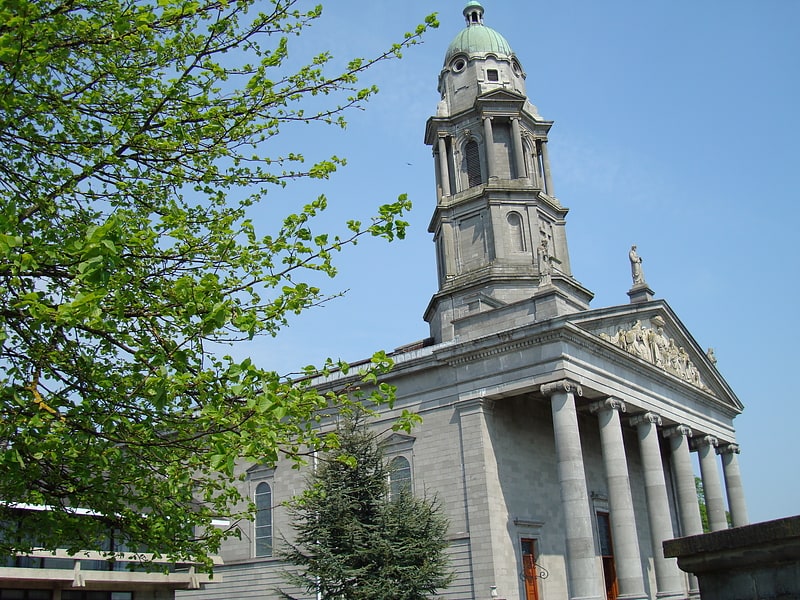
[695,476,731,532]
[0,0,437,566]
[279,414,452,600]
[696,476,710,532]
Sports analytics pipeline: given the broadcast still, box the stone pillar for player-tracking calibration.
[541,380,603,600]
[630,412,685,599]
[539,139,554,196]
[695,435,728,532]
[483,116,496,179]
[457,399,508,597]
[717,443,749,527]
[663,426,704,537]
[663,425,702,598]
[437,135,451,197]
[589,398,647,600]
[510,117,527,179]
[529,140,540,188]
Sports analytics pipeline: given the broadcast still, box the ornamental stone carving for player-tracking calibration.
[717,443,740,456]
[663,424,693,439]
[600,321,710,391]
[630,412,662,428]
[629,244,645,285]
[540,379,583,398]
[589,397,627,414]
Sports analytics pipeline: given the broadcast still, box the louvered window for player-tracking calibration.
[465,140,482,188]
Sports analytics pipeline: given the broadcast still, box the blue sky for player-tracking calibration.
[239,2,800,524]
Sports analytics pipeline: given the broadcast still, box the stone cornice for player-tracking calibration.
[440,329,564,367]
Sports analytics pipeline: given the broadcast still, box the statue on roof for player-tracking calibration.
[629,244,645,285]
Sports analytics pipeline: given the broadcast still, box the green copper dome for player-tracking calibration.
[444,2,513,65]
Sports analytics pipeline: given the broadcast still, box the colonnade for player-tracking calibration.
[433,115,554,198]
[540,380,748,600]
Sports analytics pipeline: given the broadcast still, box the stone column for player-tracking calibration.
[717,443,748,527]
[529,140,540,188]
[630,412,685,599]
[541,380,603,600]
[483,116,496,179]
[589,398,646,600]
[663,425,702,598]
[437,135,451,197]
[539,139,554,196]
[694,435,728,532]
[663,426,704,537]
[510,117,527,179]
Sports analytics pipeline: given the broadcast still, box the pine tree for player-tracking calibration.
[279,415,452,599]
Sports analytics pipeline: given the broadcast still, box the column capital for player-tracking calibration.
[629,412,662,427]
[589,397,627,414]
[716,442,740,456]
[692,435,718,450]
[663,424,693,439]
[540,379,582,398]
[437,131,449,139]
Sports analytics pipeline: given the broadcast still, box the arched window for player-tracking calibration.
[465,139,482,188]
[507,212,526,252]
[254,482,272,557]
[389,456,412,498]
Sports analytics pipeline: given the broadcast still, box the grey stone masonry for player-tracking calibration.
[664,516,800,600]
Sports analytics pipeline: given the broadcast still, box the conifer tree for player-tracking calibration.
[279,415,452,600]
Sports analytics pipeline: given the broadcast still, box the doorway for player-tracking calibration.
[596,511,618,600]
[520,538,540,600]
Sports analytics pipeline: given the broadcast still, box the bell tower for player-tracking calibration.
[424,2,593,343]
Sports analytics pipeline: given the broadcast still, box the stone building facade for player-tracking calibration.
[180,3,749,599]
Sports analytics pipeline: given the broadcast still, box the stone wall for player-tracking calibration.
[663,515,800,600]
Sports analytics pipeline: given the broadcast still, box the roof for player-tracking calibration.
[444,2,514,64]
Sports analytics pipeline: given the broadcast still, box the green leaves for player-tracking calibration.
[0,0,437,568]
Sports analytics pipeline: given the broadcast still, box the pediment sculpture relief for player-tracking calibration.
[600,321,710,391]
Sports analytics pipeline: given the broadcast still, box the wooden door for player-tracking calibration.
[520,538,539,600]
[596,512,618,600]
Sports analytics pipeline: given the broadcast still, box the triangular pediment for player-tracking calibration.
[477,88,527,103]
[474,88,527,112]
[568,301,743,412]
[380,432,416,454]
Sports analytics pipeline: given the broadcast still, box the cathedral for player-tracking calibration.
[182,3,749,599]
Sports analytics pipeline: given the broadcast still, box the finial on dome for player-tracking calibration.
[463,1,484,26]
